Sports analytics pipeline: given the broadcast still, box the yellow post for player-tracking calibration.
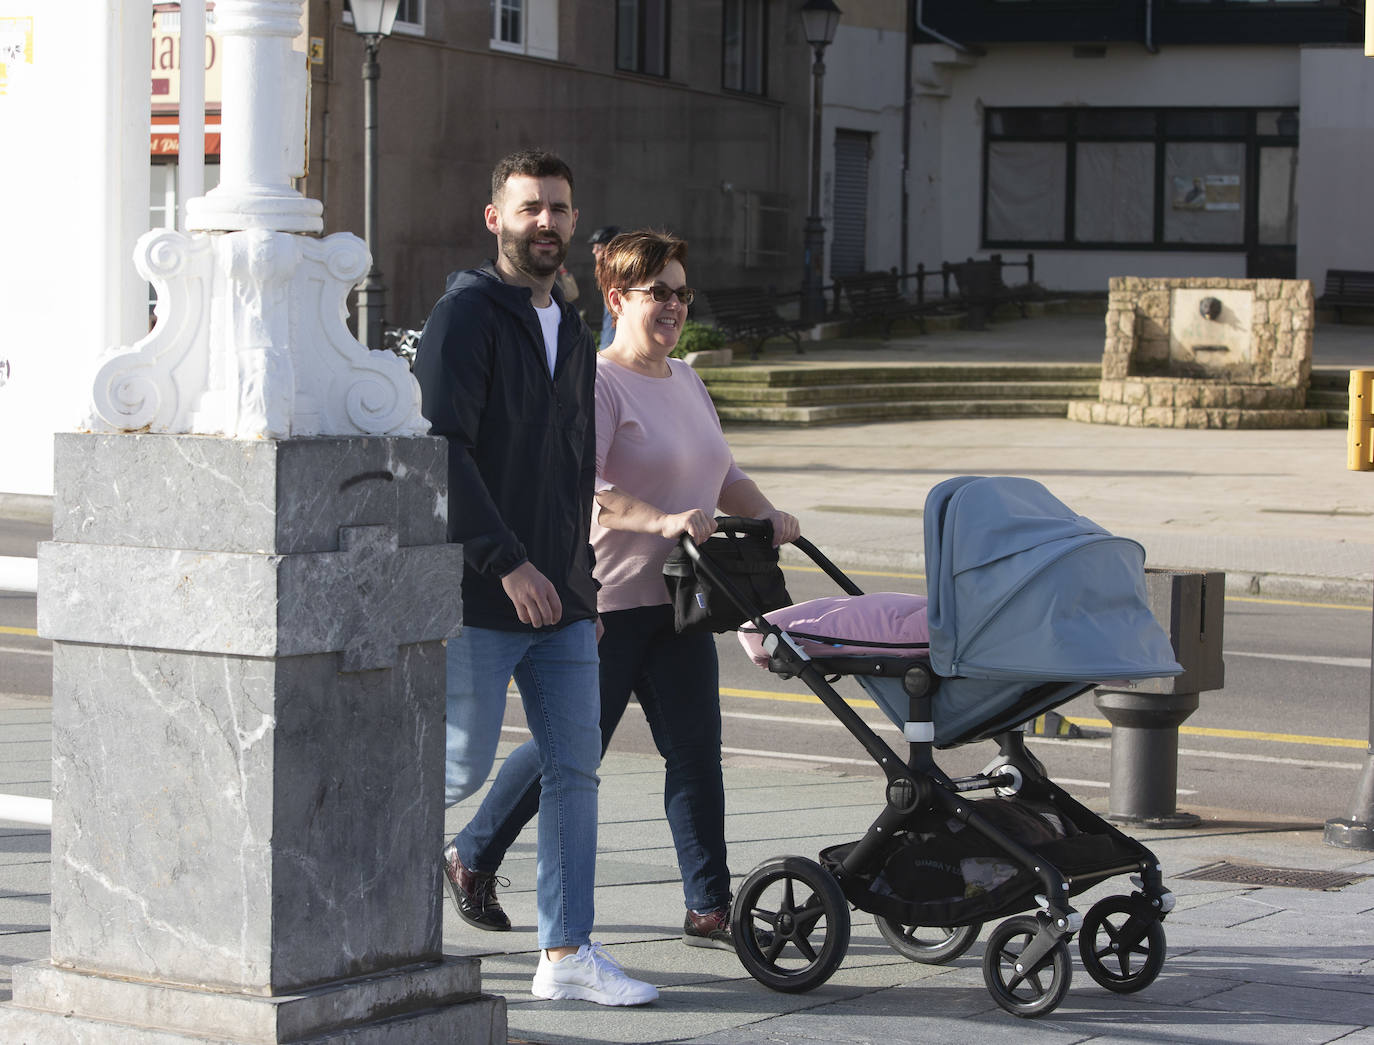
[1350,369,1374,471]
[1368,0,1374,57]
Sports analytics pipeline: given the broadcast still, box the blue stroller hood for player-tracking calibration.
[923,476,1182,684]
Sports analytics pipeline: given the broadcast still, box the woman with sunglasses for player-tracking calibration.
[445,228,799,951]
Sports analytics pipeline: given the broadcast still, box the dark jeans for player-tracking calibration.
[463,603,731,913]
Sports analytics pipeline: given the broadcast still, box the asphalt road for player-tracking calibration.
[2,545,1370,826]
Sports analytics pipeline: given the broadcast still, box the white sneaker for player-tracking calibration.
[531,942,659,1006]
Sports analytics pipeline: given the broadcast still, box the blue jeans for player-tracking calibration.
[461,604,731,914]
[445,620,600,951]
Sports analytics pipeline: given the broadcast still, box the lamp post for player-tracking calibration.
[350,0,401,349]
[800,0,842,328]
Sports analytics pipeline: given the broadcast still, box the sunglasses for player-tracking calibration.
[622,284,695,306]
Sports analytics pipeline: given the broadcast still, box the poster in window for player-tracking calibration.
[1172,174,1240,212]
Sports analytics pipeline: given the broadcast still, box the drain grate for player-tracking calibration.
[1177,861,1370,891]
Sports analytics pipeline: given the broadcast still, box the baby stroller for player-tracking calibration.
[676,476,1183,1018]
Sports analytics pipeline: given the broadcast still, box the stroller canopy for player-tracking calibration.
[922,476,1181,683]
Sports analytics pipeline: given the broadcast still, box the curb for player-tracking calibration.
[0,494,51,525]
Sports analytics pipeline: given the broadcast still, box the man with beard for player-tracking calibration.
[412,151,658,1006]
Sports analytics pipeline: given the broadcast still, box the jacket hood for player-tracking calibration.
[444,263,572,317]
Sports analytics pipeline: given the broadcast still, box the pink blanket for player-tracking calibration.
[737,592,930,667]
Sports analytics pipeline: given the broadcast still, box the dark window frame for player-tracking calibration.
[617,0,671,78]
[721,0,768,96]
[981,105,1298,253]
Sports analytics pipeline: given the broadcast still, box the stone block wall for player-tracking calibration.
[1102,276,1315,388]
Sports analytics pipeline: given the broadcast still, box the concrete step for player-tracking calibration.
[708,379,1101,407]
[698,360,1102,425]
[1309,368,1355,426]
[696,362,1100,388]
[716,398,1080,425]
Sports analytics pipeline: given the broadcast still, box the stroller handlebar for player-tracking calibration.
[712,515,774,541]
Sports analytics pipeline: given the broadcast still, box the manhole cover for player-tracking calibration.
[1177,860,1370,891]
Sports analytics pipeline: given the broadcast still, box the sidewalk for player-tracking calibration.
[3,719,1373,1044]
[2,312,1373,1042]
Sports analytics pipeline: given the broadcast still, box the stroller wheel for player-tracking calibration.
[875,917,982,964]
[982,914,1073,1018]
[731,856,850,994]
[1078,895,1167,994]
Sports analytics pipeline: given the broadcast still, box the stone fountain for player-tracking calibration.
[1068,276,1327,429]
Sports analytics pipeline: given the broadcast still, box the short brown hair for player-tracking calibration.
[595,229,688,297]
[490,150,575,204]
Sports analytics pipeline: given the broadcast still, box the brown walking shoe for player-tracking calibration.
[441,842,511,931]
[683,907,774,951]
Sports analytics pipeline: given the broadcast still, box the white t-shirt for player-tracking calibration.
[534,300,560,375]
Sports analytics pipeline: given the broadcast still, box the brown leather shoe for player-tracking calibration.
[684,906,775,951]
[441,843,511,931]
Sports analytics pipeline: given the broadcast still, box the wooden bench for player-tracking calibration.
[1317,269,1374,322]
[699,286,807,359]
[835,268,949,338]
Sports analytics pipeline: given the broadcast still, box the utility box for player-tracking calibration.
[1136,568,1226,696]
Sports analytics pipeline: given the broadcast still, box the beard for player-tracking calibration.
[499,226,568,279]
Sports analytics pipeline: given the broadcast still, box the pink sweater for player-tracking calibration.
[592,356,748,612]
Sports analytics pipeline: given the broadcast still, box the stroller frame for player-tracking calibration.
[682,517,1177,1018]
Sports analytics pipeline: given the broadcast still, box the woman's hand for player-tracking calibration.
[762,509,801,546]
[660,508,717,545]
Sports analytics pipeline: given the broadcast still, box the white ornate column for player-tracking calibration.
[85,0,421,442]
[0,2,505,1041]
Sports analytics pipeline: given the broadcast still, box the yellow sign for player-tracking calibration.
[0,15,34,97]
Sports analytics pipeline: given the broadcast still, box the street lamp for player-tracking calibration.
[350,0,401,349]
[800,0,842,328]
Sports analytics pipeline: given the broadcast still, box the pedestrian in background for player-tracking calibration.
[588,225,620,349]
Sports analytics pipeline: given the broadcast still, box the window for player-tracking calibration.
[341,0,426,37]
[722,0,766,95]
[983,106,1298,251]
[617,0,669,77]
[491,0,558,59]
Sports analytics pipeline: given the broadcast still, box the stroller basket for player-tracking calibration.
[821,822,1147,930]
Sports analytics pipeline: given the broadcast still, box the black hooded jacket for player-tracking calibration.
[413,263,598,631]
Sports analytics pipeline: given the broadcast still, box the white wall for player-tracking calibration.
[1296,45,1374,286]
[910,42,1303,291]
[0,3,149,497]
[820,23,909,276]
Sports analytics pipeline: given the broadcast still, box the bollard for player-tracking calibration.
[1324,582,1374,850]
[1347,369,1372,472]
[1095,569,1225,826]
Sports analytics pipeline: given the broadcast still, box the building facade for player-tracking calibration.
[304,0,818,333]
[888,0,1367,291]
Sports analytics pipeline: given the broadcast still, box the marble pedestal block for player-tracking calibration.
[0,433,505,1044]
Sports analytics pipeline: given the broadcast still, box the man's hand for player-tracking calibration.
[660,508,716,545]
[501,561,563,628]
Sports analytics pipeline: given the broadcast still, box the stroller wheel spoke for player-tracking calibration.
[781,878,797,911]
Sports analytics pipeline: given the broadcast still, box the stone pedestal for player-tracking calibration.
[0,433,504,1043]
